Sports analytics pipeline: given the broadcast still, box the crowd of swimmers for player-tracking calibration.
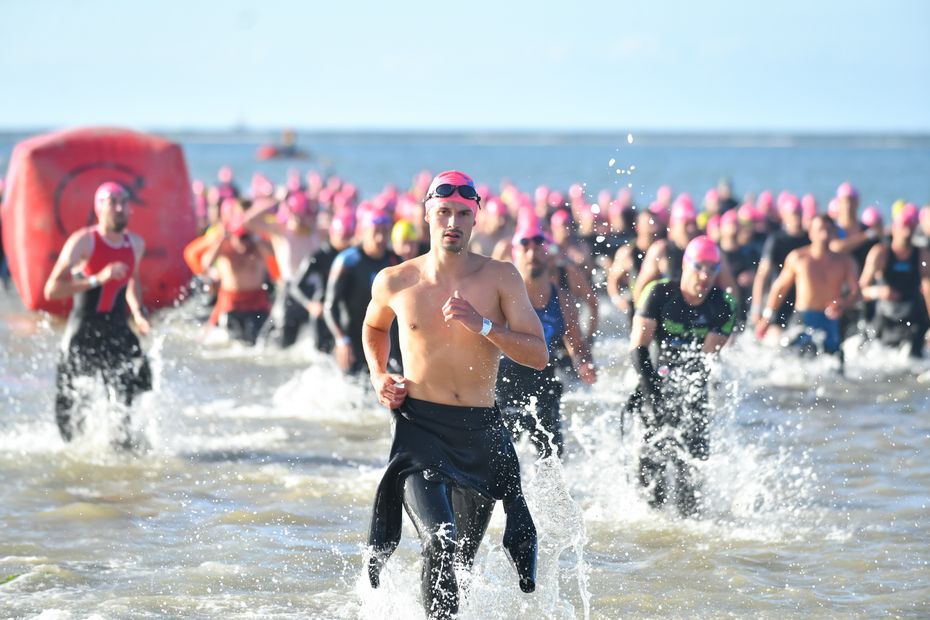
[2,169,929,619]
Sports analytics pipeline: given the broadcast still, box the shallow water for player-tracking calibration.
[2,289,929,619]
[2,133,930,618]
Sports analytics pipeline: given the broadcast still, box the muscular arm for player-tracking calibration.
[363,270,406,407]
[565,261,599,339]
[242,197,283,236]
[557,286,596,383]
[199,231,227,272]
[606,246,631,304]
[715,255,738,296]
[485,263,548,370]
[125,235,148,328]
[920,249,930,318]
[858,245,885,301]
[43,231,93,301]
[830,228,875,254]
[323,255,350,342]
[763,251,798,314]
[750,258,772,318]
[632,241,665,305]
[835,255,862,313]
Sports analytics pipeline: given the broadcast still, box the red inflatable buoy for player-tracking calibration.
[0,127,197,316]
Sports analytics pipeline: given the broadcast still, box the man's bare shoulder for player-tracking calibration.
[377,256,426,294]
[472,253,519,283]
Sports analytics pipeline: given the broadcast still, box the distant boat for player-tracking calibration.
[256,143,310,160]
[257,128,310,160]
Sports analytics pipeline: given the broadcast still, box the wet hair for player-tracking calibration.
[811,213,837,230]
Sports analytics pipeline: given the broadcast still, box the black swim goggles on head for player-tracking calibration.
[426,184,481,205]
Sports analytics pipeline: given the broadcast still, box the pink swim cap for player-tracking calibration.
[683,235,721,268]
[704,188,719,205]
[720,209,739,230]
[827,199,840,219]
[674,193,694,212]
[648,201,669,225]
[836,181,858,200]
[278,192,310,223]
[670,201,697,225]
[780,195,802,217]
[569,183,585,201]
[95,181,128,204]
[657,185,673,204]
[894,203,919,229]
[425,170,480,215]
[738,203,761,223]
[485,197,507,217]
[218,166,234,184]
[534,185,549,203]
[921,205,930,227]
[705,215,721,237]
[757,190,774,211]
[331,209,356,236]
[547,191,566,209]
[860,206,882,228]
[191,179,205,194]
[220,197,240,225]
[551,209,572,228]
[511,222,552,261]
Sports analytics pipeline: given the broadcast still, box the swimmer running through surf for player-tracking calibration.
[363,170,548,619]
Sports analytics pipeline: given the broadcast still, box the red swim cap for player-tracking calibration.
[683,235,721,268]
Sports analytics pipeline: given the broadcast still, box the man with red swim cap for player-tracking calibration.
[43,181,152,448]
[630,235,737,516]
[364,170,546,617]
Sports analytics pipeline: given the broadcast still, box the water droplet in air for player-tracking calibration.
[627,133,634,144]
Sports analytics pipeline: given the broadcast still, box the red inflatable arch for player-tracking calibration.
[1,127,197,316]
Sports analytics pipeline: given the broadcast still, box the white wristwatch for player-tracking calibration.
[87,274,99,288]
[479,317,493,337]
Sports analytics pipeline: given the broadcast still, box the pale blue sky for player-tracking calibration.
[2,0,928,132]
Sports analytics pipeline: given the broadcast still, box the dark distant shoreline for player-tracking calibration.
[1,128,928,149]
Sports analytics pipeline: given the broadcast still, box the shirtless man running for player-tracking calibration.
[363,170,548,619]
[757,214,861,371]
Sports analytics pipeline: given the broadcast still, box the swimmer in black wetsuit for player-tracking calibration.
[630,235,736,516]
[43,182,152,447]
[288,211,354,353]
[860,204,930,358]
[496,224,596,459]
[364,171,547,618]
[324,209,399,375]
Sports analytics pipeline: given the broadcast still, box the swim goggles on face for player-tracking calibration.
[685,257,720,275]
[517,235,548,247]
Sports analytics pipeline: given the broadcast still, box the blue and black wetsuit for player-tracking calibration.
[496,282,567,458]
[323,245,400,374]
